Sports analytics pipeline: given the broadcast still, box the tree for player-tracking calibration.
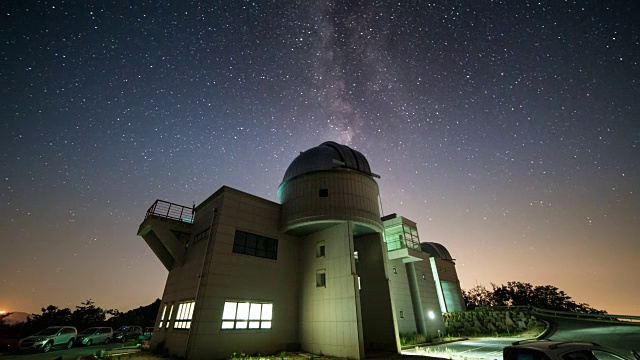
[70,299,110,330]
[462,284,496,309]
[107,299,160,329]
[463,281,606,314]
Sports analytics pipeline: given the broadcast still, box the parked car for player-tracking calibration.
[76,327,113,346]
[113,326,142,343]
[504,340,639,360]
[17,326,77,353]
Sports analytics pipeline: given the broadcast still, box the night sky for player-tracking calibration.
[2,1,639,316]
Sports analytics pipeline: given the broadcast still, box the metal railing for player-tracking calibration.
[530,306,640,323]
[474,305,640,323]
[145,200,194,223]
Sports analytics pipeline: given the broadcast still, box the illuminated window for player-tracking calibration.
[166,304,174,329]
[233,230,278,260]
[221,301,272,330]
[158,304,167,329]
[174,301,195,329]
[316,270,326,287]
[316,242,325,257]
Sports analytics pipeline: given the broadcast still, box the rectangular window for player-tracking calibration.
[319,188,329,197]
[221,301,272,330]
[158,304,168,329]
[174,301,195,329]
[233,230,278,260]
[316,270,326,287]
[316,242,325,257]
[166,304,174,329]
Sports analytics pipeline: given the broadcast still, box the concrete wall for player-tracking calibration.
[150,198,218,357]
[186,188,300,360]
[434,258,466,312]
[353,233,399,352]
[299,222,363,359]
[412,257,446,336]
[280,171,382,234]
[386,258,417,335]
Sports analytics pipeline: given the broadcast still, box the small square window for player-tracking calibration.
[316,271,326,287]
[316,243,326,257]
[319,188,329,197]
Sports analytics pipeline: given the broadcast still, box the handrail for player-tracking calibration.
[530,306,640,323]
[145,200,194,223]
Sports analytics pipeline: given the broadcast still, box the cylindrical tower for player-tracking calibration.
[277,141,382,236]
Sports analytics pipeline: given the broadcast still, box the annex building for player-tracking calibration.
[138,141,465,359]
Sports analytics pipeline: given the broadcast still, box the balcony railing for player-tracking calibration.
[145,200,194,223]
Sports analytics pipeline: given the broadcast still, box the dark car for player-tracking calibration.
[112,326,142,343]
[504,340,639,360]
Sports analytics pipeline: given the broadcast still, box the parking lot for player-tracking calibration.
[0,343,125,360]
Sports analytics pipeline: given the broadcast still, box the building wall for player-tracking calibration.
[386,258,417,335]
[280,171,383,234]
[412,257,446,336]
[434,258,466,312]
[185,188,300,360]
[298,222,363,359]
[353,233,399,352]
[151,197,217,357]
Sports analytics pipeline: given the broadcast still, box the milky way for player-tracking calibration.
[2,1,639,314]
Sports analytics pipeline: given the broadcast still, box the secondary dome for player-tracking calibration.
[282,141,373,183]
[421,242,453,261]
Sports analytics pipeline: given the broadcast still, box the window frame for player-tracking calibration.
[174,300,196,329]
[316,270,327,288]
[232,230,278,260]
[221,301,273,330]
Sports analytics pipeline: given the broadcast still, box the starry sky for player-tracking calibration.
[2,0,639,316]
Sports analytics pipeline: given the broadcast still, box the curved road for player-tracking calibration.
[402,315,640,360]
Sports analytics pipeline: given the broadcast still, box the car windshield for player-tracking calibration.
[116,327,129,331]
[35,328,60,336]
[79,328,98,335]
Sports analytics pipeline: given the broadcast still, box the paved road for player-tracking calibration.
[402,338,518,360]
[402,316,640,360]
[0,343,125,360]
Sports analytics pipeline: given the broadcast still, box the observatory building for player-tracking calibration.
[138,141,465,359]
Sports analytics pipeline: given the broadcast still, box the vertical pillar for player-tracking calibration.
[405,263,427,335]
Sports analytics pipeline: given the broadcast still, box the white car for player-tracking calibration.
[18,326,77,353]
[76,327,113,346]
